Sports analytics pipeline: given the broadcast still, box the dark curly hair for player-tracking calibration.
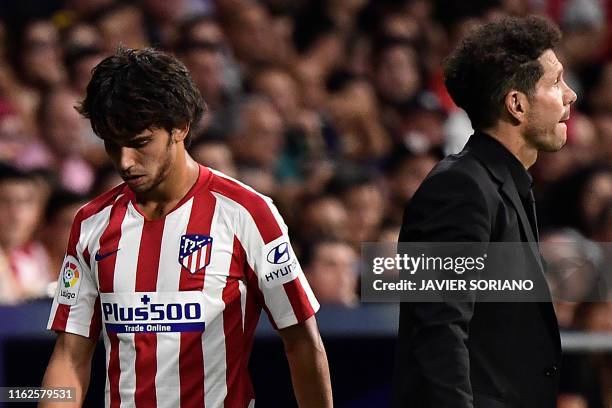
[444,16,561,130]
[77,47,205,147]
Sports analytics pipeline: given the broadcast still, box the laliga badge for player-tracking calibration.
[57,255,82,305]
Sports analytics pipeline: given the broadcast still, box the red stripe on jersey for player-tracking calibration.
[222,237,246,407]
[134,220,164,407]
[97,194,129,408]
[82,246,91,271]
[135,221,163,290]
[211,175,282,244]
[78,184,127,221]
[244,261,277,330]
[179,187,216,408]
[283,278,315,324]
[51,304,71,332]
[89,298,102,340]
[97,195,129,293]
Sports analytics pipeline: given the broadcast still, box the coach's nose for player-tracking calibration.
[563,81,577,106]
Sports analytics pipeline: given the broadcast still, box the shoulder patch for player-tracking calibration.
[57,255,83,305]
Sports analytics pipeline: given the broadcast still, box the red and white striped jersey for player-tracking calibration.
[47,165,319,408]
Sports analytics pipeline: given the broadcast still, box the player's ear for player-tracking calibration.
[504,90,529,124]
[172,124,191,143]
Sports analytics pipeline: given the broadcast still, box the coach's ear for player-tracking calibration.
[504,90,529,124]
[172,124,190,143]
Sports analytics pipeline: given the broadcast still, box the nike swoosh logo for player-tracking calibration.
[95,249,120,262]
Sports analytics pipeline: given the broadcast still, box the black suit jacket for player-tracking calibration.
[393,133,561,408]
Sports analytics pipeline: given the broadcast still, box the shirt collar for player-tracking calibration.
[471,132,533,199]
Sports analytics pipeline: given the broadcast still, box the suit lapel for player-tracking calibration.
[498,179,544,271]
[466,133,560,351]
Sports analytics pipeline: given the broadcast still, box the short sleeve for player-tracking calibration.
[236,196,320,329]
[47,212,101,339]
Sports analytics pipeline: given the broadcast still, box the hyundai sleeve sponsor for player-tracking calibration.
[266,242,291,264]
[260,241,301,288]
[100,292,206,333]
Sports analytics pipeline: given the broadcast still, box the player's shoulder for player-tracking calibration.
[206,167,275,212]
[76,182,128,222]
[205,167,284,240]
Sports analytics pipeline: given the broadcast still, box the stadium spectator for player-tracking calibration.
[229,96,285,185]
[303,240,359,307]
[294,194,350,247]
[64,45,106,96]
[0,164,50,304]
[41,189,88,277]
[189,138,238,178]
[222,3,280,71]
[91,2,149,51]
[383,148,438,224]
[540,228,605,329]
[544,164,612,237]
[327,164,385,247]
[37,87,97,193]
[326,71,391,160]
[17,20,66,91]
[62,23,103,50]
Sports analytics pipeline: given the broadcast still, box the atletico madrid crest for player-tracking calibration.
[179,234,213,273]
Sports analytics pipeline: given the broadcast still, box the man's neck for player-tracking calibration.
[135,155,200,220]
[482,123,538,169]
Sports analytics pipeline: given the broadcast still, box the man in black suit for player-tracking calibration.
[392,16,577,408]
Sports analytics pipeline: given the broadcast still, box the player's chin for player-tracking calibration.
[126,179,151,193]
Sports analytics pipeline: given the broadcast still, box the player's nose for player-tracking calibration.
[119,147,138,172]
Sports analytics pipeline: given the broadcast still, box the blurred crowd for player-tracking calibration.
[0,0,611,405]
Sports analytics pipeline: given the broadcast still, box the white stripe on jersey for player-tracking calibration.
[115,203,144,407]
[155,197,193,408]
[203,197,232,407]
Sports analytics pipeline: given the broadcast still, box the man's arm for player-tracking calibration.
[39,332,97,408]
[278,316,333,408]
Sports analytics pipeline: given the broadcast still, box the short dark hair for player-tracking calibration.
[77,47,205,147]
[443,16,561,130]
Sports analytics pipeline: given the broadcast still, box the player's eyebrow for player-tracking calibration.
[130,133,153,142]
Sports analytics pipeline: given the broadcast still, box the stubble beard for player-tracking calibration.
[134,144,175,195]
[524,121,567,153]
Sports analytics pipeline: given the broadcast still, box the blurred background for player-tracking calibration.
[0,0,611,407]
